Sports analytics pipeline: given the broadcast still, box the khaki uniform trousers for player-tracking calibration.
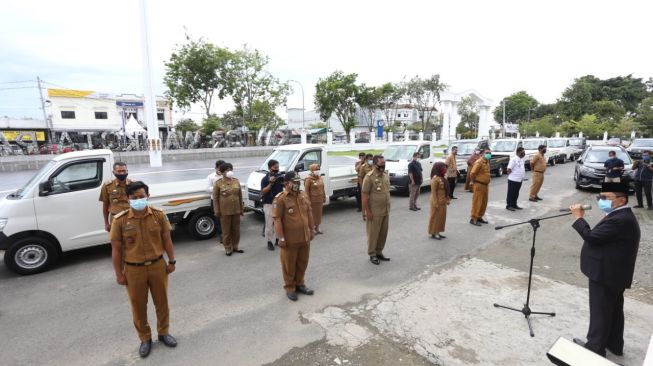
[529,172,544,198]
[366,214,389,256]
[409,183,420,209]
[280,242,310,293]
[470,183,489,220]
[124,259,169,341]
[220,214,241,252]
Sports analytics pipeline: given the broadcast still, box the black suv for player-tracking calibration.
[627,138,653,160]
[450,139,509,181]
[574,145,633,189]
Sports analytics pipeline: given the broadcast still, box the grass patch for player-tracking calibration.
[327,149,384,157]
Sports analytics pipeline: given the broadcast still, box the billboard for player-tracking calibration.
[1,131,46,142]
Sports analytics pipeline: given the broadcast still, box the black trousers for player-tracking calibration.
[635,180,652,207]
[447,177,457,198]
[506,179,522,208]
[585,280,625,357]
[355,183,362,210]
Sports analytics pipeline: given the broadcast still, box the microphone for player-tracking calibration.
[559,204,592,212]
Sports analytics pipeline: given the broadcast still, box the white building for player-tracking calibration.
[439,89,493,143]
[46,88,173,143]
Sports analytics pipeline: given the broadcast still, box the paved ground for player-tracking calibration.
[0,162,651,365]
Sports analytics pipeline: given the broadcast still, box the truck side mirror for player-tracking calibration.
[295,162,305,172]
[39,181,52,196]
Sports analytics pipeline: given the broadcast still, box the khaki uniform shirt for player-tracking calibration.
[471,158,491,185]
[445,154,458,178]
[272,191,313,245]
[531,153,547,173]
[99,178,133,214]
[361,168,391,216]
[109,206,171,263]
[304,176,326,203]
[358,163,373,179]
[213,178,243,216]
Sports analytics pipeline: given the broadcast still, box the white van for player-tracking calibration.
[383,141,442,192]
[245,144,358,213]
[547,138,576,163]
[0,150,218,275]
[522,138,554,169]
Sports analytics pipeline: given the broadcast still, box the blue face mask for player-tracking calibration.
[598,198,613,213]
[368,160,373,165]
[129,198,148,211]
[484,153,492,160]
[643,156,650,162]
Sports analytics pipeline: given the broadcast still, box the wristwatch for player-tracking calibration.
[279,238,286,242]
[168,259,176,265]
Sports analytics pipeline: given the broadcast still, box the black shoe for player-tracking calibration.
[296,285,314,295]
[267,241,275,251]
[478,218,489,224]
[275,238,279,246]
[506,206,516,211]
[633,205,643,208]
[139,339,152,358]
[409,207,418,211]
[470,219,481,226]
[438,234,446,238]
[370,256,380,265]
[431,234,441,240]
[514,205,523,210]
[287,292,298,301]
[572,338,585,347]
[233,249,244,253]
[451,196,458,199]
[377,255,390,261]
[536,196,543,201]
[529,198,538,202]
[416,207,421,210]
[158,334,177,348]
[226,251,232,256]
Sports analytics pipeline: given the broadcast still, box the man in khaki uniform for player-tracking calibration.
[529,145,547,202]
[361,155,391,265]
[273,171,315,301]
[110,181,178,358]
[358,153,374,184]
[469,148,492,226]
[445,146,459,199]
[213,162,244,256]
[465,150,481,191]
[99,162,132,232]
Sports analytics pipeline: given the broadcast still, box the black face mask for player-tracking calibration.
[271,169,279,174]
[376,165,385,172]
[541,149,547,154]
[114,173,128,181]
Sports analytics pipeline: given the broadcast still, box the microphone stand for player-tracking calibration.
[493,212,571,337]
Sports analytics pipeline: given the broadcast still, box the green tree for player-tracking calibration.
[201,115,221,135]
[231,46,290,131]
[635,96,653,136]
[493,91,539,125]
[575,114,607,139]
[378,82,405,129]
[164,35,234,118]
[220,110,244,130]
[309,122,327,129]
[355,84,383,132]
[174,118,200,135]
[610,117,638,138]
[405,75,447,132]
[456,96,480,137]
[520,116,556,138]
[314,71,359,142]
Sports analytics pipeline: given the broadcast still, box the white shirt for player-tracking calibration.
[507,155,525,182]
[207,172,222,193]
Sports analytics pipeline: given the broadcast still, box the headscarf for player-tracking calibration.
[308,163,321,180]
[431,161,450,196]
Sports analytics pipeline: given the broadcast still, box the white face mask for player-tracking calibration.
[313,170,320,176]
[225,171,234,178]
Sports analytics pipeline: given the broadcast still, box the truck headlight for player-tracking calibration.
[394,170,408,176]
[579,166,596,174]
[0,218,7,232]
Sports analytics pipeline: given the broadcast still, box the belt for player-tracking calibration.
[125,255,163,266]
[534,170,545,173]
[475,181,489,185]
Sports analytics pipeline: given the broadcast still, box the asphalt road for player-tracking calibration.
[0,162,596,365]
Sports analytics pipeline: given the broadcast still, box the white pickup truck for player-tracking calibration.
[547,138,577,163]
[245,144,358,213]
[0,150,218,275]
[384,141,442,193]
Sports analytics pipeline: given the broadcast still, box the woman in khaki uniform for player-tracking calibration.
[304,164,326,234]
[428,162,450,240]
[213,163,244,256]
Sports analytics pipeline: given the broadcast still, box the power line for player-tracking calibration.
[0,86,37,91]
[0,80,35,85]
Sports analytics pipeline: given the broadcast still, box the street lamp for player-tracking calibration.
[288,80,305,130]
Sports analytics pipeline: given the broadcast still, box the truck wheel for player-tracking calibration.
[495,165,504,177]
[4,236,59,275]
[549,158,556,167]
[188,212,218,240]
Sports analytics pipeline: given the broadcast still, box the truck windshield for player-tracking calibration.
[631,139,653,147]
[523,140,545,150]
[548,140,566,148]
[585,149,631,163]
[569,138,583,146]
[9,161,56,199]
[259,150,299,171]
[490,141,517,152]
[383,145,416,161]
[456,143,478,155]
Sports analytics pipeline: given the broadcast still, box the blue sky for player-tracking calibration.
[1,0,652,121]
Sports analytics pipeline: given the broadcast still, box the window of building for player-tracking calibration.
[397,113,401,118]
[61,111,76,119]
[157,112,165,121]
[404,113,408,117]
[94,111,108,119]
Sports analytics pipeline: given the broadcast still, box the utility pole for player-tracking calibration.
[502,99,506,137]
[139,0,162,167]
[37,76,53,142]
